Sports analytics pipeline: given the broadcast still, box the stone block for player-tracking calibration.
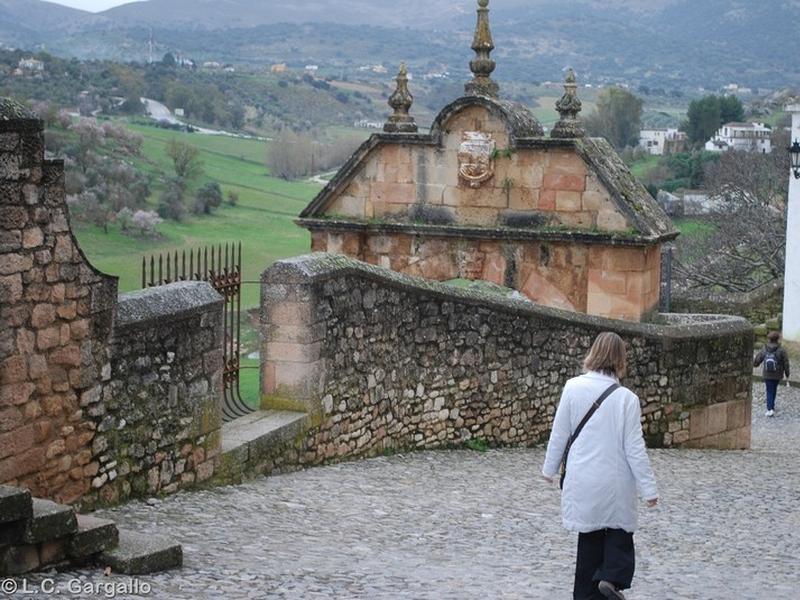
[544,172,586,193]
[555,190,582,212]
[21,499,77,544]
[689,407,707,440]
[588,269,627,296]
[727,399,748,430]
[21,227,43,249]
[0,355,27,385]
[68,514,119,559]
[538,189,556,211]
[0,544,39,575]
[0,273,23,303]
[371,181,415,205]
[556,210,593,228]
[0,519,26,547]
[0,228,21,252]
[547,150,588,174]
[508,188,539,211]
[0,423,36,459]
[99,529,182,574]
[267,301,315,327]
[31,303,56,328]
[706,402,728,436]
[0,252,32,275]
[0,485,32,524]
[264,341,322,363]
[39,539,67,566]
[328,194,366,218]
[596,208,629,232]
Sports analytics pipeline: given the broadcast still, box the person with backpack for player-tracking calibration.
[542,332,659,600]
[754,331,791,417]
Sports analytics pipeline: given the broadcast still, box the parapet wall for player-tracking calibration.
[0,104,223,508]
[81,283,224,507]
[261,254,754,463]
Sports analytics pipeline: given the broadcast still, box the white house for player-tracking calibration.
[638,128,687,156]
[705,122,772,154]
[18,58,44,72]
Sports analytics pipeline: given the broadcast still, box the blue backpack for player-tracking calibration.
[764,349,779,374]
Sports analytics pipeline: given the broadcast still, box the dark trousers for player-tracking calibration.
[765,379,779,411]
[574,528,635,600]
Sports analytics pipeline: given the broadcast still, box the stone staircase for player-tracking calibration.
[0,485,181,576]
[214,410,310,484]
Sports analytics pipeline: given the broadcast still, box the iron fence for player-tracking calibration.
[141,243,253,422]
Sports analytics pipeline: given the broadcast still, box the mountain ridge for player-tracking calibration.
[1,0,798,90]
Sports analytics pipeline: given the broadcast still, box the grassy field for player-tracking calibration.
[74,123,322,309]
[629,154,661,179]
[674,217,716,239]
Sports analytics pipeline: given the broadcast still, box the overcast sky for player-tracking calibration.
[49,0,134,11]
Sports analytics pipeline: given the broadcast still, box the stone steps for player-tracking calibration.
[0,485,181,576]
[99,530,182,575]
[215,410,309,484]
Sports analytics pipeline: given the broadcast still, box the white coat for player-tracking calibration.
[542,371,659,533]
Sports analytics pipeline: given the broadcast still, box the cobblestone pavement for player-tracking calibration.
[13,384,800,599]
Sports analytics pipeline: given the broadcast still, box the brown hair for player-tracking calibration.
[767,331,781,343]
[584,332,627,378]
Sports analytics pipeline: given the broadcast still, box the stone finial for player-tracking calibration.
[0,97,37,122]
[384,63,418,134]
[464,0,499,98]
[551,68,585,139]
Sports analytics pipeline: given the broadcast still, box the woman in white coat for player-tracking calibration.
[542,332,659,600]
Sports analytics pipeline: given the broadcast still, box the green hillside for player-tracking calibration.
[73,123,321,309]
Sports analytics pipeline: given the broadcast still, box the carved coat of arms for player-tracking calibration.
[458,131,496,188]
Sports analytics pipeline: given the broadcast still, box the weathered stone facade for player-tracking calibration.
[0,101,223,508]
[261,254,754,463]
[0,102,117,504]
[299,7,678,322]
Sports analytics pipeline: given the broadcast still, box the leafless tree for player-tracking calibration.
[673,130,789,292]
[166,139,204,181]
[266,129,363,180]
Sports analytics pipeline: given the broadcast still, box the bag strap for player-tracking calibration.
[560,383,620,472]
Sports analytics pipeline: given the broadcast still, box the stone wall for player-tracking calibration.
[672,278,784,326]
[261,254,754,467]
[1,103,224,508]
[309,229,662,320]
[0,106,117,504]
[80,283,224,507]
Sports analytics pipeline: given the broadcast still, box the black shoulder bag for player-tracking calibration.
[559,383,620,489]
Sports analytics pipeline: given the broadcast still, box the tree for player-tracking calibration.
[266,129,314,179]
[673,131,789,292]
[719,95,745,124]
[70,118,105,173]
[193,181,223,214]
[584,87,643,150]
[162,53,176,67]
[130,210,163,238]
[683,95,745,146]
[165,139,203,181]
[157,177,187,221]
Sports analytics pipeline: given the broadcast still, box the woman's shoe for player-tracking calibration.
[598,580,626,599]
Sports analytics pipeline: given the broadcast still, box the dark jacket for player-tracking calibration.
[754,343,791,381]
